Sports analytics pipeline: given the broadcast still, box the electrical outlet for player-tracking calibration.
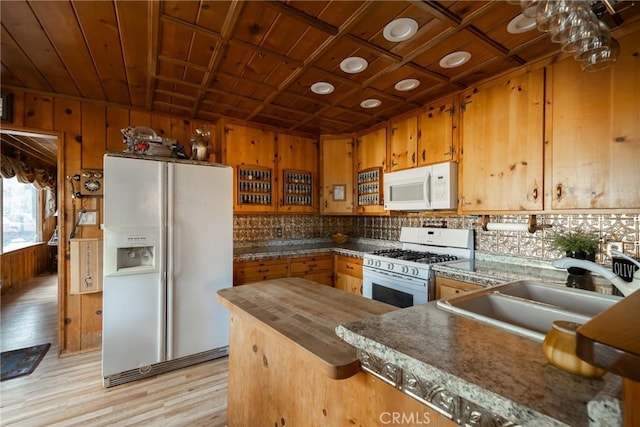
[276,227,282,238]
[78,210,98,226]
[606,241,623,258]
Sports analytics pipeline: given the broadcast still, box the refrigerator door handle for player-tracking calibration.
[165,163,175,360]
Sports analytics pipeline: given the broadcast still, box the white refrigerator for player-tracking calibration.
[101,153,232,387]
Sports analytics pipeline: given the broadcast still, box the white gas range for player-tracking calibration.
[363,227,474,308]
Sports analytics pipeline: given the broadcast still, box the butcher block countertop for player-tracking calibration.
[577,289,640,382]
[216,277,397,379]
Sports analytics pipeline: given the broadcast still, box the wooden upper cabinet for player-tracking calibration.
[550,30,640,210]
[389,114,418,171]
[459,67,545,212]
[320,135,355,215]
[277,133,319,213]
[219,119,276,213]
[356,126,387,215]
[418,95,458,165]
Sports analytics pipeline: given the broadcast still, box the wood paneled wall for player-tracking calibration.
[0,243,50,293]
[3,90,217,354]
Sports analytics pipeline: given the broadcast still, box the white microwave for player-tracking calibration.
[383,162,458,211]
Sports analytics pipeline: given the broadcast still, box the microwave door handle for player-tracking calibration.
[424,171,432,208]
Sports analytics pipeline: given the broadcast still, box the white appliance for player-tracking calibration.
[363,227,474,308]
[383,162,457,211]
[102,153,232,387]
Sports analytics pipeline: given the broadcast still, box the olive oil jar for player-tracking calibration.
[542,320,607,378]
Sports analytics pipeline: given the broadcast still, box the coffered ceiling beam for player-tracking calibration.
[190,0,245,117]
[245,1,382,121]
[263,1,339,36]
[146,0,161,110]
[158,55,209,73]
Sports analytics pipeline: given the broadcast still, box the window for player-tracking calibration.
[2,177,40,253]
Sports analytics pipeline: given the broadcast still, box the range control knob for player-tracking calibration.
[387,263,394,270]
[401,266,409,274]
[375,260,381,268]
[412,268,419,276]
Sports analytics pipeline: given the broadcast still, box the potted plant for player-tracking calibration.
[549,229,599,275]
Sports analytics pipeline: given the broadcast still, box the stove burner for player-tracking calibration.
[371,249,458,264]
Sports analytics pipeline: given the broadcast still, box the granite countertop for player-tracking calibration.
[233,237,399,261]
[336,302,622,427]
[433,252,618,294]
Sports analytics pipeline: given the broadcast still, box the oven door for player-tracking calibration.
[362,267,432,308]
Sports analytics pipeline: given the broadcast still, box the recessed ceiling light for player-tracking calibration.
[360,99,381,109]
[394,79,420,91]
[340,57,368,74]
[507,13,537,34]
[310,82,335,95]
[383,18,418,42]
[439,51,471,69]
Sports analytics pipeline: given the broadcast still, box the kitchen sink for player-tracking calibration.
[436,280,622,341]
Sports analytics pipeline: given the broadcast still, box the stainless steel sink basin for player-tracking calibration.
[436,280,622,341]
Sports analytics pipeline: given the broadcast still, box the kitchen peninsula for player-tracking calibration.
[217,277,621,427]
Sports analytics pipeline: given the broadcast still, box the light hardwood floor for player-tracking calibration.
[1,274,229,426]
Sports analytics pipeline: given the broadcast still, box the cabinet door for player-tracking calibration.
[356,126,387,215]
[460,68,544,212]
[222,122,276,213]
[277,133,319,213]
[435,277,481,299]
[389,115,418,171]
[418,96,457,165]
[550,31,640,209]
[320,136,355,215]
[334,255,363,295]
[335,272,363,295]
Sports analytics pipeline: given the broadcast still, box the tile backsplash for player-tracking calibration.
[234,214,640,261]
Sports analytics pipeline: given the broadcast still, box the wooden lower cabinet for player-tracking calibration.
[334,255,363,295]
[234,254,333,286]
[234,259,290,285]
[291,255,334,286]
[435,276,482,299]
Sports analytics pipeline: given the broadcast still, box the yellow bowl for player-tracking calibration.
[542,320,606,378]
[331,234,348,244]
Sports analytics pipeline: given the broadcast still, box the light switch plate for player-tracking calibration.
[78,210,98,226]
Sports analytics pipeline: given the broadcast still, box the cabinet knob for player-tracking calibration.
[555,184,563,199]
[422,149,426,162]
[532,187,538,201]
[412,152,416,163]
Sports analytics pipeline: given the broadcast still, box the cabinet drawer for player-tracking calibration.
[436,277,482,299]
[235,260,290,285]
[335,257,363,279]
[290,255,333,274]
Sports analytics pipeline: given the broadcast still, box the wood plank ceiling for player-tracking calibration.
[1,0,639,136]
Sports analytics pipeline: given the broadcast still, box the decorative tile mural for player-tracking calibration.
[234,214,640,260]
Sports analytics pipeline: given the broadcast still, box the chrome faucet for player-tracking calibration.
[552,250,640,297]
